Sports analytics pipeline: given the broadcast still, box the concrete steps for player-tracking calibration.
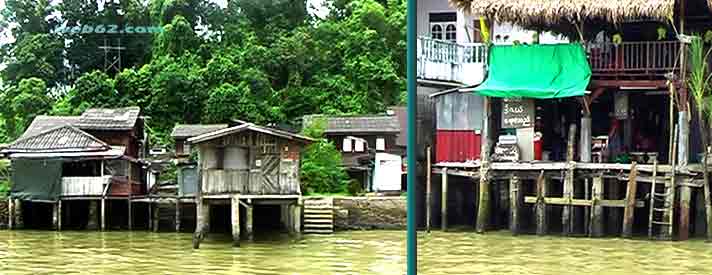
[303,198,334,234]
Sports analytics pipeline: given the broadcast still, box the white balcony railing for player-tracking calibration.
[417,37,487,85]
[62,176,112,196]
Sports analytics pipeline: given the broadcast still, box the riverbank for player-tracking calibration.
[303,196,407,230]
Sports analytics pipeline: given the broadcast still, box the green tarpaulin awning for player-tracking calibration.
[11,159,63,201]
[475,43,592,99]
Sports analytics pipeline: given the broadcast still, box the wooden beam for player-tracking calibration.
[535,171,547,235]
[524,197,645,207]
[622,162,638,238]
[590,176,604,237]
[231,195,241,247]
[432,167,477,177]
[426,146,432,233]
[441,168,448,231]
[509,176,521,235]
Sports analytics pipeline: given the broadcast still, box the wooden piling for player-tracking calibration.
[14,199,23,228]
[57,200,62,231]
[246,204,254,241]
[476,96,491,234]
[590,175,604,237]
[535,171,547,235]
[152,203,160,232]
[562,124,577,236]
[100,198,106,231]
[509,176,520,235]
[231,195,241,246]
[293,202,302,234]
[622,162,638,238]
[702,147,712,240]
[426,146,432,233]
[88,200,98,230]
[175,201,181,232]
[441,168,448,231]
[128,199,133,230]
[680,186,692,240]
[52,202,59,230]
[8,197,13,230]
[193,198,209,249]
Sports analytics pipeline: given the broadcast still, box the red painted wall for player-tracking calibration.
[435,130,481,163]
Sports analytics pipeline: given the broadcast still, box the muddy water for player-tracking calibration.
[1,230,712,274]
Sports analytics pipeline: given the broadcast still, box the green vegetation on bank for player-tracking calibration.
[299,117,355,195]
[0,160,9,198]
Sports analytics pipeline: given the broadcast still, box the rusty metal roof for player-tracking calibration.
[6,125,111,153]
[171,124,229,138]
[312,115,401,134]
[74,107,141,130]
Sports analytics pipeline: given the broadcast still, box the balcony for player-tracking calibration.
[586,41,682,80]
[417,37,487,85]
[61,176,112,196]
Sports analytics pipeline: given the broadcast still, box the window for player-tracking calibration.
[183,143,190,155]
[431,24,443,40]
[376,138,386,151]
[342,138,352,152]
[354,139,365,152]
[445,24,456,42]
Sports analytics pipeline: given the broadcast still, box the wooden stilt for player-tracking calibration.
[622,162,638,238]
[702,147,712,240]
[476,96,491,234]
[509,176,520,235]
[231,195,241,246]
[88,200,98,230]
[293,202,302,234]
[152,203,159,232]
[193,199,209,249]
[426,146,432,233]
[8,197,14,230]
[590,175,604,237]
[100,198,106,231]
[175,200,181,232]
[128,199,133,231]
[14,199,23,228]
[441,168,448,231]
[562,124,577,236]
[535,171,547,235]
[57,200,62,231]
[679,186,692,240]
[246,204,254,241]
[52,202,59,230]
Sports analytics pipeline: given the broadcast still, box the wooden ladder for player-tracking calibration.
[648,160,674,239]
[303,197,334,234]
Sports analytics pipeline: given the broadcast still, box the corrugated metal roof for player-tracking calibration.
[305,115,401,134]
[171,124,229,138]
[7,125,111,153]
[74,107,141,130]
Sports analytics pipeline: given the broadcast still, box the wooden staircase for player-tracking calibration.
[303,197,334,234]
[648,160,674,240]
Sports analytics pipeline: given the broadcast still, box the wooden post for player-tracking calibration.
[590,175,604,237]
[231,195,241,246]
[100,198,106,231]
[622,162,638,238]
[293,202,302,234]
[88,200,98,230]
[680,186,692,240]
[57,200,62,231]
[535,171,547,235]
[441,168,448,231]
[476,96,491,233]
[246,203,254,241]
[8,197,13,230]
[703,147,712,240]
[426,146,432,233]
[152,203,159,232]
[562,124,577,236]
[175,200,181,232]
[193,198,209,249]
[14,199,23,228]
[509,176,520,235]
[52,202,59,230]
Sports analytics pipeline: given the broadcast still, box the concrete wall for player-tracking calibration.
[333,196,406,230]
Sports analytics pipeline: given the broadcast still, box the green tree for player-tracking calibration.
[0,77,53,139]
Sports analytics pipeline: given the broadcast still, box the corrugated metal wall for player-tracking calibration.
[435,130,481,162]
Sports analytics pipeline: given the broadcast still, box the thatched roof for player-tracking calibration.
[450,0,675,27]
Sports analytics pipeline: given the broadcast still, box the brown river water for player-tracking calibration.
[1,230,712,275]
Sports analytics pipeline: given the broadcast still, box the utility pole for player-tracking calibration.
[100,37,126,73]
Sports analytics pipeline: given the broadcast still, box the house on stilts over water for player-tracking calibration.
[4,107,148,230]
[185,122,313,248]
[422,0,712,240]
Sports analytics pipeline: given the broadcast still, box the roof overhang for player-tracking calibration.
[8,146,126,159]
[188,123,314,145]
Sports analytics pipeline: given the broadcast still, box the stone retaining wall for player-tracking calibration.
[0,199,8,229]
[332,196,406,230]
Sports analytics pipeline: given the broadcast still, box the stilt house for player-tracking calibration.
[425,0,712,240]
[4,107,147,230]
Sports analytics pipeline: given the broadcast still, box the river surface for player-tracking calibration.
[1,230,712,274]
